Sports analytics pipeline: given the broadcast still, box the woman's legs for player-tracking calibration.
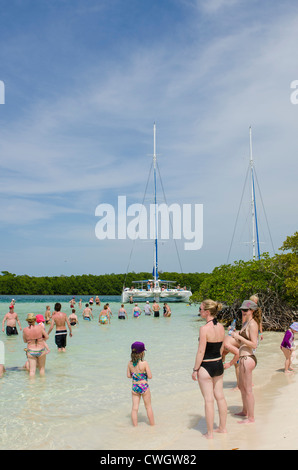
[27,351,46,377]
[27,356,37,377]
[198,367,226,438]
[238,357,256,423]
[213,374,227,433]
[37,353,46,376]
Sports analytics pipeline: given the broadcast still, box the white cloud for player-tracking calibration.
[198,0,241,14]
[1,1,298,275]
[0,197,80,225]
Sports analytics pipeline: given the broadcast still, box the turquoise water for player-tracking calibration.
[0,296,202,450]
[0,296,286,450]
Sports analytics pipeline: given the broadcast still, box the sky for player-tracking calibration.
[0,0,297,277]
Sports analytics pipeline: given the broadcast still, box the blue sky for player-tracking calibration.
[0,0,298,277]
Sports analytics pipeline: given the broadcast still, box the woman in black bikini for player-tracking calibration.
[231,299,260,424]
[192,299,227,439]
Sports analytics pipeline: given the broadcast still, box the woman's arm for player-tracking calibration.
[192,326,207,380]
[42,327,49,341]
[223,343,239,368]
[22,329,26,343]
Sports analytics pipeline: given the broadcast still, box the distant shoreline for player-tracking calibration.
[0,271,203,296]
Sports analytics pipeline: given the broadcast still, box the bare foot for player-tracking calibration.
[214,428,227,434]
[203,432,213,439]
[235,411,247,416]
[238,418,255,424]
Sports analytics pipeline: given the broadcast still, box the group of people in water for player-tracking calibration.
[1,301,76,377]
[1,294,298,439]
[0,297,172,378]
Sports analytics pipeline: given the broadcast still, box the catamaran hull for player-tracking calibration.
[121,289,192,303]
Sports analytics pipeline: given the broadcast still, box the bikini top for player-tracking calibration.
[203,341,223,360]
[132,372,148,381]
[239,321,251,341]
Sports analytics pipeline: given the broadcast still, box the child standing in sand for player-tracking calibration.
[280,322,298,373]
[127,341,154,427]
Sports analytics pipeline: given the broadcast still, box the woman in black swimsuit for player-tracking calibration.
[192,299,227,439]
[231,299,260,424]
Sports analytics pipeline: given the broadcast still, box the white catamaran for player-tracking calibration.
[121,124,192,303]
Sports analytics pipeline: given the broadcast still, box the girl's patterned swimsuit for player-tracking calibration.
[132,372,149,394]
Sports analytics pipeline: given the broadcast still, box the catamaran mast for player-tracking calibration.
[153,122,158,286]
[249,126,260,260]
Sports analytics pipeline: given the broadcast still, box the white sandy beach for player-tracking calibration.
[163,367,298,451]
[165,335,298,451]
[109,331,298,452]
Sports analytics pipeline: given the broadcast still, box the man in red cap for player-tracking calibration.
[2,305,22,336]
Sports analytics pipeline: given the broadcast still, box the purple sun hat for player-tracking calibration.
[131,341,146,353]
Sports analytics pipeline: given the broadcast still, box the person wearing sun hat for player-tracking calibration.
[239,299,263,340]
[23,313,49,377]
[280,322,298,373]
[231,299,262,424]
[239,299,258,311]
[130,341,147,353]
[35,314,50,355]
[127,341,154,427]
[36,314,45,326]
[2,304,22,336]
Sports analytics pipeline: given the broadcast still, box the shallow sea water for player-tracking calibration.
[0,296,202,450]
[0,296,287,450]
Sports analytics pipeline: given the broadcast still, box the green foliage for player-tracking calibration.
[278,231,298,304]
[1,233,297,307]
[280,231,298,256]
[189,232,298,309]
[0,271,205,296]
[190,253,287,305]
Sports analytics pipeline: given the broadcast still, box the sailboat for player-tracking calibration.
[121,124,192,303]
[248,126,261,260]
[227,126,275,263]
